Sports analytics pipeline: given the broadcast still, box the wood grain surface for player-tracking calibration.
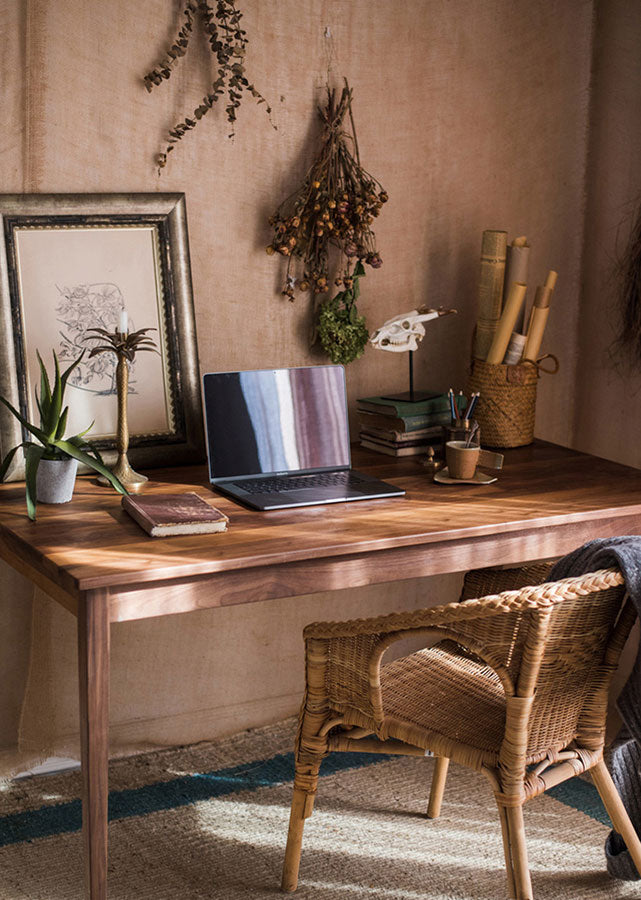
[1,442,641,617]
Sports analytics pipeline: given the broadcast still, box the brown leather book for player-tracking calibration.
[122,492,229,537]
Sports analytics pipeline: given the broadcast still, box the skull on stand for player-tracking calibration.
[369,306,457,352]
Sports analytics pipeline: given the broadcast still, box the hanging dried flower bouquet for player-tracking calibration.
[267,81,387,363]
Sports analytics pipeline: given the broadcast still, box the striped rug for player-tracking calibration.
[0,718,637,899]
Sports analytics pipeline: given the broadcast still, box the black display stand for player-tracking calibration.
[381,351,440,403]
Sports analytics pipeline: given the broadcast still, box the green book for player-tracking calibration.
[357,409,453,433]
[357,393,465,418]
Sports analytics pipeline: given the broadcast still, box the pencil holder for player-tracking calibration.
[467,357,558,448]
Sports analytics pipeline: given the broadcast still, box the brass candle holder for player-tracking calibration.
[84,326,158,493]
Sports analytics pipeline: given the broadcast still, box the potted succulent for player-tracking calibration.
[0,350,127,520]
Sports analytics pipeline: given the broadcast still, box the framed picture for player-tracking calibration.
[0,193,204,481]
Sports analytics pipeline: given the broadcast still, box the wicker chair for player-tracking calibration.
[281,563,641,899]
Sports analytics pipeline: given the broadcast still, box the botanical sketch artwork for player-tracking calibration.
[56,282,140,395]
[14,225,172,440]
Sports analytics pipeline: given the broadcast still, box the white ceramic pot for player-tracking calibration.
[36,457,78,504]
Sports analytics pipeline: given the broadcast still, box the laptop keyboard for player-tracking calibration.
[233,471,367,495]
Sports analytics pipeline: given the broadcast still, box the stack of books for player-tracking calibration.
[357,393,465,457]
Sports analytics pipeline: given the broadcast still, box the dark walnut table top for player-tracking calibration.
[1,441,640,618]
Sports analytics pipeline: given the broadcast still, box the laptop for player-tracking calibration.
[202,365,406,510]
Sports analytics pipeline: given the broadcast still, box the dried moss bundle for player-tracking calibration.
[318,261,369,364]
[144,1,273,169]
[267,81,387,300]
[617,201,641,364]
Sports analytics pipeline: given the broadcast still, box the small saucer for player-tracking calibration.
[434,467,497,485]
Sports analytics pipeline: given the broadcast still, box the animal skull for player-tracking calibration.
[369,306,457,352]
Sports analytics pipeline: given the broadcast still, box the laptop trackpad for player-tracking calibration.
[285,487,364,502]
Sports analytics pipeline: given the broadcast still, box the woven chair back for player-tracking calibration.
[457,563,553,682]
[459,564,627,759]
[525,581,626,757]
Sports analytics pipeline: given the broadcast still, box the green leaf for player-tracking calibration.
[67,436,104,466]
[354,260,366,278]
[60,350,85,395]
[53,439,128,495]
[74,420,95,439]
[36,351,52,407]
[0,443,31,482]
[0,395,49,446]
[55,406,69,440]
[24,443,45,520]
[43,351,63,440]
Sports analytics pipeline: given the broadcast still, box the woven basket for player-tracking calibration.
[468,358,540,448]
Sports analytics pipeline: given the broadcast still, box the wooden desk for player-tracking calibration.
[2,440,641,899]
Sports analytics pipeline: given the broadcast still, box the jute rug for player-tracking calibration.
[0,717,638,899]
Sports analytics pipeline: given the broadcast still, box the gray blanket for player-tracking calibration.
[550,536,641,880]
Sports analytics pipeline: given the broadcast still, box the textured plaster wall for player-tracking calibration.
[0,0,596,770]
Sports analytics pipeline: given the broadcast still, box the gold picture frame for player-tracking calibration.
[0,193,204,481]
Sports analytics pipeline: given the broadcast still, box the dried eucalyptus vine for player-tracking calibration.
[144,0,273,169]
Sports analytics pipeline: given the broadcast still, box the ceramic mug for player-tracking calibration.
[446,441,504,480]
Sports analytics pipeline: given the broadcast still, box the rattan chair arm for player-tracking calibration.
[303,568,624,640]
[373,627,516,698]
[308,624,516,735]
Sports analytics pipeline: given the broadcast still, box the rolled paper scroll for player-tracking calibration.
[523,270,558,361]
[486,281,527,365]
[503,332,527,365]
[503,237,530,333]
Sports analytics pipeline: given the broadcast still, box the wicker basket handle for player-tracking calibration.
[522,353,560,376]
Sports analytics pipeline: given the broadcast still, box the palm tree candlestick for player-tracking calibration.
[84,325,158,492]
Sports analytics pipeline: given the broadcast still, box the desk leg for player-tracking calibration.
[78,589,110,900]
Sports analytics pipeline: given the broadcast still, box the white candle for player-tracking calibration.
[119,308,129,333]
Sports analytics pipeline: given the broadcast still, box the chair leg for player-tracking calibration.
[591,759,641,877]
[497,803,517,899]
[504,804,533,900]
[427,756,450,819]
[282,759,322,892]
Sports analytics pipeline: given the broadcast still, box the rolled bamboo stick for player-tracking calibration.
[486,282,527,365]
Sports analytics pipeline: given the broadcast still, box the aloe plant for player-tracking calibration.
[0,350,127,520]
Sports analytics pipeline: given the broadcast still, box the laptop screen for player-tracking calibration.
[203,366,351,481]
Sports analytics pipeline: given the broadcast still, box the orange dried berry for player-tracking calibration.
[317,276,327,287]
[299,280,310,292]
[322,285,329,292]
[326,222,334,231]
[328,199,336,209]
[379,192,389,202]
[288,236,297,247]
[313,203,321,212]
[334,277,343,286]
[322,211,330,221]
[312,181,321,189]
[292,216,300,227]
[265,245,275,255]
[278,245,290,255]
